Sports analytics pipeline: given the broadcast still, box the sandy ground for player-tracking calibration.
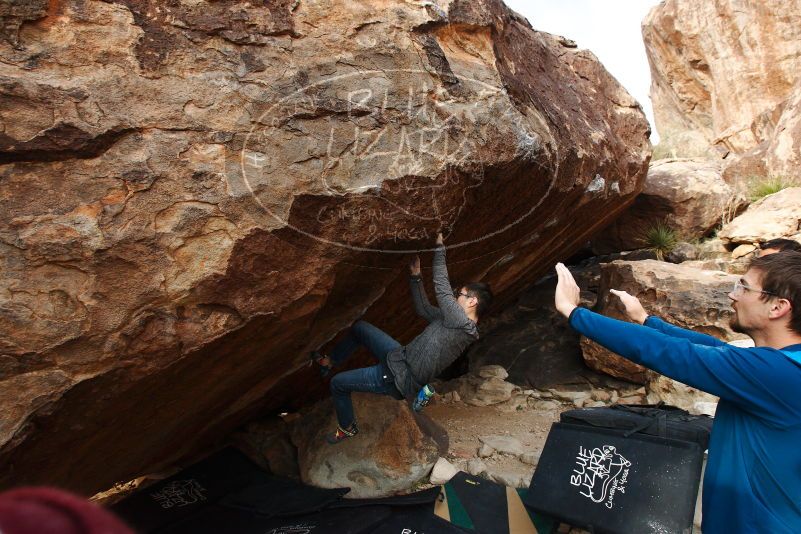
[425,397,595,534]
[423,387,703,534]
[426,400,560,480]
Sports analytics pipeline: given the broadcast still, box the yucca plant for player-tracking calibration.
[643,221,678,261]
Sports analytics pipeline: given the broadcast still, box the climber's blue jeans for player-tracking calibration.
[329,321,403,428]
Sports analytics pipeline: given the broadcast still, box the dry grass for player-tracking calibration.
[748,175,799,201]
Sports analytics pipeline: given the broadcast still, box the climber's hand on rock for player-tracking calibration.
[436,232,444,246]
[609,289,649,324]
[410,256,421,276]
[554,263,580,318]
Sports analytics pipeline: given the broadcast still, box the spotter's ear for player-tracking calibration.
[769,297,793,320]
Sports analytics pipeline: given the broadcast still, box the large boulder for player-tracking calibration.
[643,0,801,156]
[290,394,446,498]
[593,158,734,252]
[717,187,801,246]
[581,260,743,383]
[0,0,650,493]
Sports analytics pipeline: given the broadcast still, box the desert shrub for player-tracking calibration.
[642,221,678,261]
[748,175,799,201]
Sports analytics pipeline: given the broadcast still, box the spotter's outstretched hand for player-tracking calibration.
[554,263,580,318]
[609,289,649,324]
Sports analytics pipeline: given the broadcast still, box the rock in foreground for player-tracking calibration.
[718,187,801,246]
[290,394,447,498]
[581,260,741,383]
[593,158,734,253]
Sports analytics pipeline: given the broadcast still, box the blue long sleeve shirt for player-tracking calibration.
[569,307,801,533]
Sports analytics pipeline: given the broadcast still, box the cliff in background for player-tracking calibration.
[643,0,801,173]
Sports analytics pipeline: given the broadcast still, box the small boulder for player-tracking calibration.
[466,458,488,477]
[681,258,729,271]
[478,443,495,458]
[430,457,459,485]
[648,375,718,412]
[718,187,801,246]
[476,365,509,380]
[291,394,446,498]
[549,389,591,402]
[488,468,529,488]
[464,378,515,406]
[731,243,757,259]
[693,401,718,416]
[530,399,561,411]
[695,237,729,259]
[666,242,699,263]
[478,435,525,457]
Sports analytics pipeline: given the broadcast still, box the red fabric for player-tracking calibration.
[0,487,133,534]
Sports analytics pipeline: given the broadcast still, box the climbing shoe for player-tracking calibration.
[325,422,358,444]
[310,351,332,377]
[412,384,435,412]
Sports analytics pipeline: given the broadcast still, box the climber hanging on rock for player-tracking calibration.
[312,232,493,444]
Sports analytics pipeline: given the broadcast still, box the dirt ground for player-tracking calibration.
[426,400,559,480]
[424,395,594,534]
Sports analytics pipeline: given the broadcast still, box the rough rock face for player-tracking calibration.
[593,158,735,253]
[581,260,742,383]
[290,394,447,498]
[0,0,48,47]
[0,0,650,493]
[766,83,801,179]
[717,187,801,245]
[643,0,801,156]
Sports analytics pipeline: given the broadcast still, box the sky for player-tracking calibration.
[503,0,663,142]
